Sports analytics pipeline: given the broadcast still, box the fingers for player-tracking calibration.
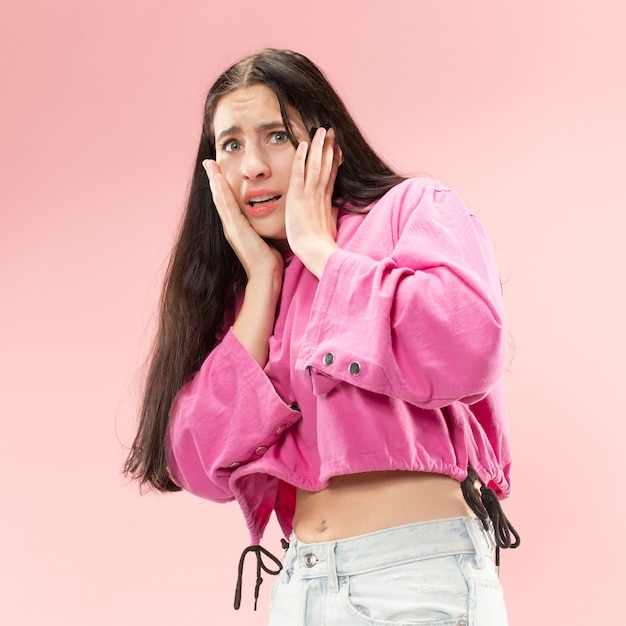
[289,141,308,188]
[307,127,335,188]
[326,143,342,201]
[203,159,252,245]
[202,158,220,194]
[202,158,246,249]
[203,159,237,225]
[290,127,340,197]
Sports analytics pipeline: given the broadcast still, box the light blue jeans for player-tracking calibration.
[268,517,508,626]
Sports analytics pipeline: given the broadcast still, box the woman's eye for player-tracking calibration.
[223,139,242,152]
[270,131,288,144]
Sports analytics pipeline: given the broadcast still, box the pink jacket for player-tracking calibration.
[168,178,512,544]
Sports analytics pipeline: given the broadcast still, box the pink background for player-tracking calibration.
[1,1,624,623]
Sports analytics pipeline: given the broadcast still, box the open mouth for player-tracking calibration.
[248,194,282,207]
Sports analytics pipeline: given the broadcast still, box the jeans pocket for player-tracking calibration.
[457,554,508,626]
[339,555,470,625]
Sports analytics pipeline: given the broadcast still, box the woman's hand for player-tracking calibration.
[285,127,342,278]
[203,159,284,280]
[203,159,283,367]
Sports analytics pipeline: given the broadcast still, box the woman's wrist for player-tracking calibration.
[232,271,282,367]
[293,238,339,279]
[246,265,283,295]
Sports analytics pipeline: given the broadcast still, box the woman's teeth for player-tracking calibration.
[249,194,280,206]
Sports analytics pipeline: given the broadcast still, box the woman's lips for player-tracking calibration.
[245,191,282,216]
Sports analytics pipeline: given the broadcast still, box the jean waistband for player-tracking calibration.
[285,517,494,580]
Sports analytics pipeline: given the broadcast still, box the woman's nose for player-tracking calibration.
[241,147,270,180]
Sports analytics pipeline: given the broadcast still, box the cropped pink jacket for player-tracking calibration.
[168,178,512,545]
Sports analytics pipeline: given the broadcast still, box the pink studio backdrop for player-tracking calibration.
[1,1,623,624]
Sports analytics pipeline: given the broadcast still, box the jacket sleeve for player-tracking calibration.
[295,181,507,409]
[167,329,302,501]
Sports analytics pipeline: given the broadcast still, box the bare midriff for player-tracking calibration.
[292,470,474,543]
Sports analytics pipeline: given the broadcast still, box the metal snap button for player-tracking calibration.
[228,461,242,469]
[254,446,268,455]
[322,352,335,366]
[303,553,318,567]
[348,361,361,376]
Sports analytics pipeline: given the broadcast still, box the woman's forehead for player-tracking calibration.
[212,84,306,137]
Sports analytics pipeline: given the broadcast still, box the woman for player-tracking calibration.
[125,49,519,624]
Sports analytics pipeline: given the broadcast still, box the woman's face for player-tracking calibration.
[212,84,309,248]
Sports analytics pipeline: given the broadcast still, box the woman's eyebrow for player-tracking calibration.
[215,121,285,142]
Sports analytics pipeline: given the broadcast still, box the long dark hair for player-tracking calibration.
[124,49,405,491]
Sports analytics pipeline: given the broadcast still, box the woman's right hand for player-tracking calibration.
[203,159,284,279]
[203,159,283,367]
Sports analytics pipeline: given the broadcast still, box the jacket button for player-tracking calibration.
[228,461,242,469]
[254,446,268,455]
[276,424,287,436]
[348,361,361,376]
[323,352,335,366]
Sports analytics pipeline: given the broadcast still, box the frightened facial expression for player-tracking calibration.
[213,85,309,248]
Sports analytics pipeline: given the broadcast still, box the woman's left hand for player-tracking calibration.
[285,127,342,278]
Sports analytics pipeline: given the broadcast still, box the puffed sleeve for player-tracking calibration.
[168,329,302,501]
[295,180,506,409]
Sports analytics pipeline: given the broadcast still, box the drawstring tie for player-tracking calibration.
[234,540,288,610]
[461,467,521,567]
[233,473,519,609]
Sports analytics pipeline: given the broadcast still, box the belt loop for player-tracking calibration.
[464,518,487,569]
[327,542,339,592]
[282,535,297,582]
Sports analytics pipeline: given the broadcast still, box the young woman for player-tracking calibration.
[125,48,519,624]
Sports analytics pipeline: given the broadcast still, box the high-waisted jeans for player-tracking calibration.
[268,517,508,626]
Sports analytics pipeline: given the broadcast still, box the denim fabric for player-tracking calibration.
[268,517,508,626]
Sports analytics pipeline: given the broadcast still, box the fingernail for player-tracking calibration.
[328,128,335,139]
